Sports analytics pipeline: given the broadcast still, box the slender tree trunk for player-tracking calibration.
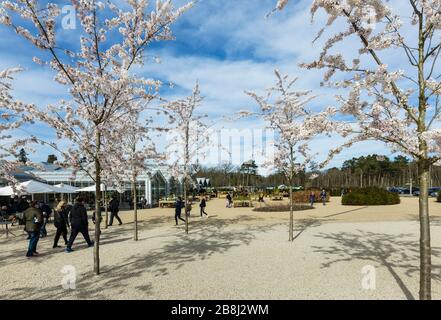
[184,125,189,234]
[184,176,188,234]
[416,12,431,299]
[104,185,108,229]
[288,149,294,242]
[133,172,138,241]
[94,130,101,275]
[289,183,293,242]
[418,163,431,299]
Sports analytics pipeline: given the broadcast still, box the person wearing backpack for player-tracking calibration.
[65,198,93,253]
[108,194,122,226]
[53,201,70,248]
[23,201,43,257]
[199,197,208,217]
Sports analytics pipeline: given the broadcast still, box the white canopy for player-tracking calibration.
[0,180,59,196]
[53,183,79,194]
[76,183,122,193]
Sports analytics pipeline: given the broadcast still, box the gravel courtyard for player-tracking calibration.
[1,197,441,300]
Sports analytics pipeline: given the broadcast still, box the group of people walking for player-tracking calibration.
[174,196,208,226]
[22,198,95,257]
[17,194,124,257]
[309,189,328,207]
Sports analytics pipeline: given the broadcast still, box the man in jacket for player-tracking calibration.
[53,201,70,248]
[65,198,93,252]
[23,201,43,257]
[108,195,122,226]
[174,197,185,225]
[199,197,208,217]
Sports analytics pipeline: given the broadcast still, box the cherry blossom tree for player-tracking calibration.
[111,105,164,241]
[0,0,193,275]
[245,70,336,241]
[165,83,209,234]
[0,68,33,188]
[275,0,441,299]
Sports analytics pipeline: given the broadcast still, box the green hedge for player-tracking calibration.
[342,187,400,206]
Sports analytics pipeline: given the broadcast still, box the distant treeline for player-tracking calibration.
[190,155,441,189]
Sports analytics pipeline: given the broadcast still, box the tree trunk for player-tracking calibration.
[416,12,431,299]
[288,148,294,242]
[104,185,108,229]
[94,131,101,275]
[184,125,189,235]
[288,184,293,242]
[418,162,431,300]
[133,173,138,241]
[184,176,188,234]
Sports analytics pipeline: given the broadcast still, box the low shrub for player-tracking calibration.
[253,204,313,212]
[292,190,330,203]
[342,187,400,206]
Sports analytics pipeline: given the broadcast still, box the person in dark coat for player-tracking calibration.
[65,198,93,252]
[53,201,70,248]
[39,202,52,238]
[23,201,43,257]
[309,192,316,207]
[17,196,29,213]
[108,195,122,226]
[199,197,208,217]
[226,193,233,208]
[10,196,19,214]
[320,189,327,206]
[174,197,185,225]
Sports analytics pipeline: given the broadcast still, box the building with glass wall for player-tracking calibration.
[24,162,175,207]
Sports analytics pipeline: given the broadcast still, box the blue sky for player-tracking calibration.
[1,0,407,172]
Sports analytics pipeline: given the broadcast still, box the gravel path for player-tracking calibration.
[1,198,441,300]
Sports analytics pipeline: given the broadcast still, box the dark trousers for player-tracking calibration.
[67,225,92,248]
[40,218,48,237]
[27,231,40,256]
[109,211,122,225]
[54,225,68,247]
[175,212,185,225]
[200,207,207,216]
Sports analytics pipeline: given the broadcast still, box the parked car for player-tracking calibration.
[411,187,440,197]
[388,187,402,194]
[429,187,441,197]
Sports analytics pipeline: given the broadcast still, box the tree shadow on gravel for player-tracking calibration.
[3,215,281,299]
[292,219,322,241]
[312,230,441,300]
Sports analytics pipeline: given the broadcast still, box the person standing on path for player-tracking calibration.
[174,197,185,225]
[23,201,43,257]
[108,195,122,226]
[186,199,192,217]
[200,197,208,217]
[309,191,316,207]
[320,189,327,206]
[226,193,233,208]
[53,201,70,248]
[65,198,93,252]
